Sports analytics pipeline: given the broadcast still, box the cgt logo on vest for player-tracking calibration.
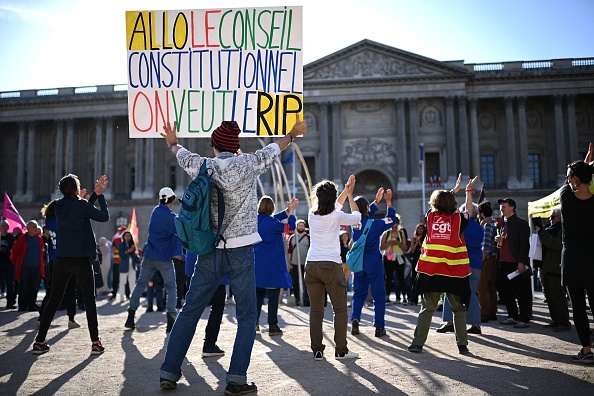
[431,215,452,240]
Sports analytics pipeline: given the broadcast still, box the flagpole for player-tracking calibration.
[292,146,296,199]
[419,143,426,215]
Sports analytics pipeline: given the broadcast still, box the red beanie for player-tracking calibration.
[211,121,241,152]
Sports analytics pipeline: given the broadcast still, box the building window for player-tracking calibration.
[170,166,177,188]
[425,153,440,186]
[528,154,541,187]
[481,155,495,188]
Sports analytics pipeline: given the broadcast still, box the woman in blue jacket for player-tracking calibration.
[350,187,396,338]
[254,196,298,336]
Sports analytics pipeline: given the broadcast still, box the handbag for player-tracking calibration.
[529,233,542,261]
[346,220,373,273]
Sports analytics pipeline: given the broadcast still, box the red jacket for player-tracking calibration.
[10,234,45,281]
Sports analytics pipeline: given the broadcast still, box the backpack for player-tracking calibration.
[346,219,373,273]
[174,161,225,255]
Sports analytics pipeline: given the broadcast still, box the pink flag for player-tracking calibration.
[2,192,27,233]
[128,208,139,244]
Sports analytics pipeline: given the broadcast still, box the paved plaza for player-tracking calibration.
[1,293,593,395]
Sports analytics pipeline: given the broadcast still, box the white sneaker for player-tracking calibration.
[120,295,125,303]
[335,350,359,360]
[68,320,81,329]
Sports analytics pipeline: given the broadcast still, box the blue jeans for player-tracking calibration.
[443,268,482,325]
[129,258,177,315]
[146,271,164,310]
[160,246,257,385]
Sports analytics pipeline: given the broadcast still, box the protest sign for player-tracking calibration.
[125,6,303,138]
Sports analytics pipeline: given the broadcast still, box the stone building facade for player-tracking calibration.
[1,39,593,243]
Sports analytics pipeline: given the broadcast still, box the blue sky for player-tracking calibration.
[0,0,593,91]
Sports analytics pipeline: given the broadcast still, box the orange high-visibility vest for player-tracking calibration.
[416,212,470,278]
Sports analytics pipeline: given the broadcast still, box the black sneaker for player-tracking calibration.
[146,307,154,313]
[224,381,257,395]
[351,319,359,335]
[313,350,324,361]
[166,314,176,334]
[268,323,283,336]
[160,378,177,389]
[407,344,423,353]
[202,344,225,357]
[91,339,105,355]
[32,341,50,355]
[375,327,386,337]
[458,345,470,355]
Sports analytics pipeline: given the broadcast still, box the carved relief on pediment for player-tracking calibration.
[305,50,437,80]
[478,110,498,131]
[419,105,443,127]
[526,109,543,130]
[575,107,590,128]
[351,102,387,113]
[342,138,398,181]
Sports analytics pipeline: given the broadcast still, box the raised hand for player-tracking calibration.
[94,175,108,196]
[452,173,462,193]
[160,121,178,147]
[586,142,593,164]
[385,189,393,206]
[375,187,385,203]
[345,175,356,195]
[290,113,307,137]
[466,176,479,192]
[287,197,299,214]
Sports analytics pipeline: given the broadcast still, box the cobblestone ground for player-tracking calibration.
[1,292,593,395]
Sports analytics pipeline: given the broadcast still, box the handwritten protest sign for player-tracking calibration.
[125,6,303,138]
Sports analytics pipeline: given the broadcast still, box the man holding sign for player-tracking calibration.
[159,115,307,394]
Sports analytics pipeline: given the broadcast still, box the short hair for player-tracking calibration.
[159,196,176,205]
[311,180,338,216]
[567,160,594,184]
[354,196,369,215]
[550,207,561,219]
[296,219,306,225]
[459,202,479,219]
[429,190,457,214]
[257,196,275,216]
[59,174,80,198]
[478,201,493,217]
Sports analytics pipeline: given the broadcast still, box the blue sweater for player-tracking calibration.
[254,211,295,288]
[464,219,484,270]
[55,193,109,257]
[143,204,183,262]
[353,204,397,275]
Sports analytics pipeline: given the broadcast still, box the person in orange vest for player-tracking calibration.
[108,225,127,301]
[408,174,478,355]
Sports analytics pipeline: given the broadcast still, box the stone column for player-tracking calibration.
[566,94,578,160]
[94,118,103,176]
[65,119,74,173]
[517,97,533,188]
[457,96,470,180]
[469,99,481,179]
[103,117,114,199]
[132,139,144,199]
[554,95,566,185]
[318,102,329,179]
[396,99,408,185]
[331,102,342,184]
[445,97,457,183]
[15,122,26,199]
[408,98,420,184]
[24,122,36,202]
[144,138,155,197]
[504,97,519,189]
[52,120,65,199]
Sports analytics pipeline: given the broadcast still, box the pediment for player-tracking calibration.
[304,39,469,81]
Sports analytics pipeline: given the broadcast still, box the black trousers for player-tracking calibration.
[383,258,396,299]
[290,264,309,305]
[567,287,594,348]
[204,284,226,346]
[19,267,40,310]
[0,261,16,307]
[498,261,533,323]
[39,260,76,321]
[36,257,99,343]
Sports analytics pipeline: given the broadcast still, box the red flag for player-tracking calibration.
[128,208,139,243]
[2,192,27,233]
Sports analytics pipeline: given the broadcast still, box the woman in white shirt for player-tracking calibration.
[305,175,361,361]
